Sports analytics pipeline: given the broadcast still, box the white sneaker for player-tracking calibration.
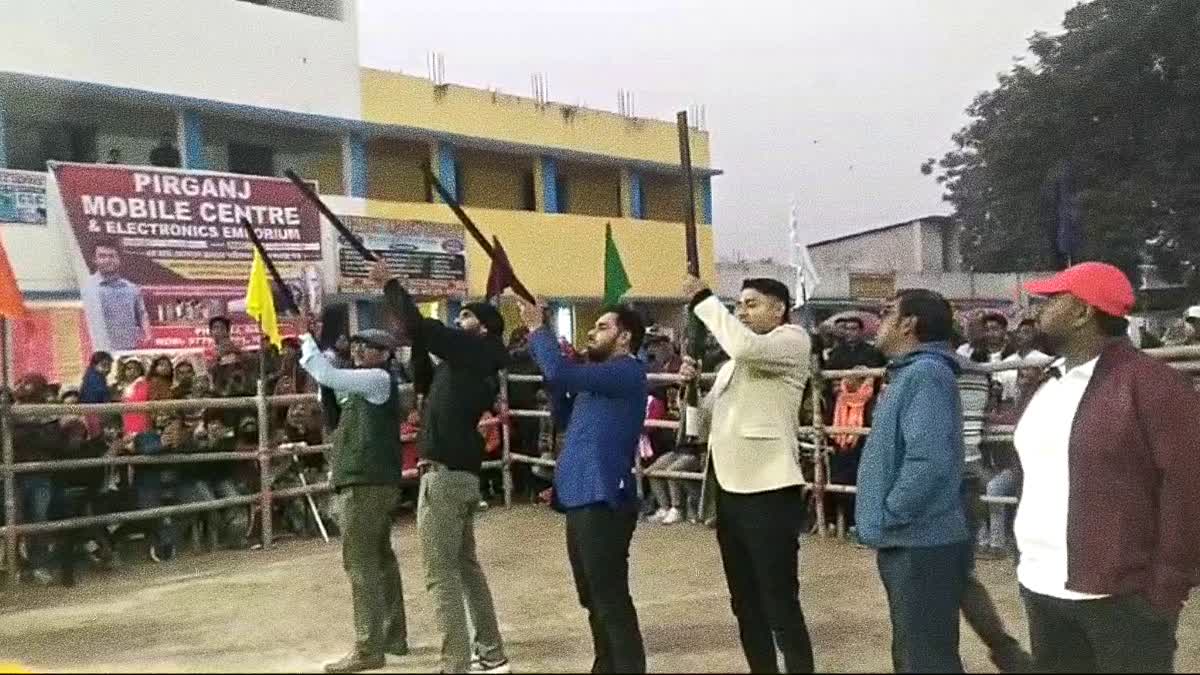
[647,508,669,523]
[470,656,511,674]
[662,507,683,525]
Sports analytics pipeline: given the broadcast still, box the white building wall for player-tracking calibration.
[0,0,361,119]
[807,224,920,273]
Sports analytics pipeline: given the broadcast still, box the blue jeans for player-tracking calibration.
[176,478,249,546]
[133,468,176,551]
[19,475,57,569]
[877,542,970,673]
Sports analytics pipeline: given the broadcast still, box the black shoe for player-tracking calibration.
[385,642,409,657]
[990,645,1036,673]
[324,652,386,673]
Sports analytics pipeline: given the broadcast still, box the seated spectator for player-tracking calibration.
[825,317,887,371]
[478,409,505,508]
[995,319,1049,402]
[646,390,700,525]
[181,410,251,548]
[399,408,421,476]
[958,311,1012,363]
[826,367,877,536]
[975,367,1042,559]
[114,357,145,403]
[272,337,312,394]
[81,351,114,403]
[120,359,180,563]
[172,357,198,399]
[12,374,64,584]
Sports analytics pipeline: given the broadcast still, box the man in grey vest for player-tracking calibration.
[299,318,409,673]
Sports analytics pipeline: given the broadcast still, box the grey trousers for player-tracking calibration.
[336,485,408,658]
[418,468,507,673]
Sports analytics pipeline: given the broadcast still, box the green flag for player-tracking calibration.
[603,222,632,305]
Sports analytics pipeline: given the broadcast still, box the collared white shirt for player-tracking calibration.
[996,349,1050,401]
[1013,356,1109,600]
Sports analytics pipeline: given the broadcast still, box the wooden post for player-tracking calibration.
[256,378,273,549]
[810,359,828,538]
[499,371,514,508]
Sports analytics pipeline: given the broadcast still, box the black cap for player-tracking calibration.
[463,302,505,337]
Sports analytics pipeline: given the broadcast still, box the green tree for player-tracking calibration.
[929,0,1200,280]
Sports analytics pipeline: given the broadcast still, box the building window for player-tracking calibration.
[521,170,536,211]
[555,174,570,213]
[229,143,275,176]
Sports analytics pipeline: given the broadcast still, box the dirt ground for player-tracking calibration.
[0,504,1196,673]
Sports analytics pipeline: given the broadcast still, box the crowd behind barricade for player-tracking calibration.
[0,316,340,586]
[4,300,1196,591]
[812,309,1050,555]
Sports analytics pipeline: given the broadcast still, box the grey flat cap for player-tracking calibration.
[350,328,397,351]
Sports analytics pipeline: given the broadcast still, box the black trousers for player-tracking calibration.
[565,504,646,674]
[716,485,814,674]
[876,542,970,673]
[1021,586,1179,673]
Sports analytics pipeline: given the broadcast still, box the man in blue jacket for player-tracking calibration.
[856,289,971,673]
[518,298,649,674]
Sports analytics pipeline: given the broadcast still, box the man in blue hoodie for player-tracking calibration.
[518,298,649,674]
[856,289,971,673]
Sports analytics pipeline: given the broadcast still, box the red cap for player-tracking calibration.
[1022,262,1135,317]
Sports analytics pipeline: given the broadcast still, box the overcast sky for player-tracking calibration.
[358,0,1079,261]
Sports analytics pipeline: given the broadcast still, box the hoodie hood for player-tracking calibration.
[889,341,961,375]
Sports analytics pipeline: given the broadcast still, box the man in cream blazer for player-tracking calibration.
[680,275,814,674]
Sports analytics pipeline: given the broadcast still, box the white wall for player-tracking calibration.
[808,224,921,273]
[0,0,361,119]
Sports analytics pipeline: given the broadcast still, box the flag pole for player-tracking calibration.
[241,219,300,315]
[677,110,706,443]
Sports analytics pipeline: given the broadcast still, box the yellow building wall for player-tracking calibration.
[308,148,344,196]
[562,163,621,218]
[354,200,717,300]
[367,139,430,203]
[458,150,529,211]
[361,69,712,169]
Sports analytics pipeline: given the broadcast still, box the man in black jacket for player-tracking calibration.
[371,262,511,675]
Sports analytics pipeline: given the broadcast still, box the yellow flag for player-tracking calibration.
[245,248,282,348]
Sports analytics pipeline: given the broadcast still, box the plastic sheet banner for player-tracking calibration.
[337,217,467,298]
[49,162,324,352]
[0,169,47,226]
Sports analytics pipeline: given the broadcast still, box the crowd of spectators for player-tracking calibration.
[815,308,1057,558]
[3,300,1110,586]
[1,316,335,586]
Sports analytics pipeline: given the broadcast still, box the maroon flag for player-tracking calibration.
[485,236,517,302]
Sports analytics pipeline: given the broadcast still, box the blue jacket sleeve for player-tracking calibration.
[884,364,962,525]
[527,328,645,398]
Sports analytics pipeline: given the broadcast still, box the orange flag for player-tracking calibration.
[0,239,27,320]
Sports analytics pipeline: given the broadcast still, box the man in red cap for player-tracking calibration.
[1014,261,1200,672]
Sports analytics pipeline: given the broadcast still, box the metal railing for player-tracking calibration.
[4,343,1199,584]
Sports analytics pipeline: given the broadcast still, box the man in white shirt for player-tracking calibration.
[1015,262,1200,673]
[995,318,1050,402]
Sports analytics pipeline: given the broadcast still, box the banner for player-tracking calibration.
[0,169,47,226]
[50,162,324,352]
[337,217,467,298]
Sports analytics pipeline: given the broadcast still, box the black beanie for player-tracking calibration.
[463,302,505,338]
